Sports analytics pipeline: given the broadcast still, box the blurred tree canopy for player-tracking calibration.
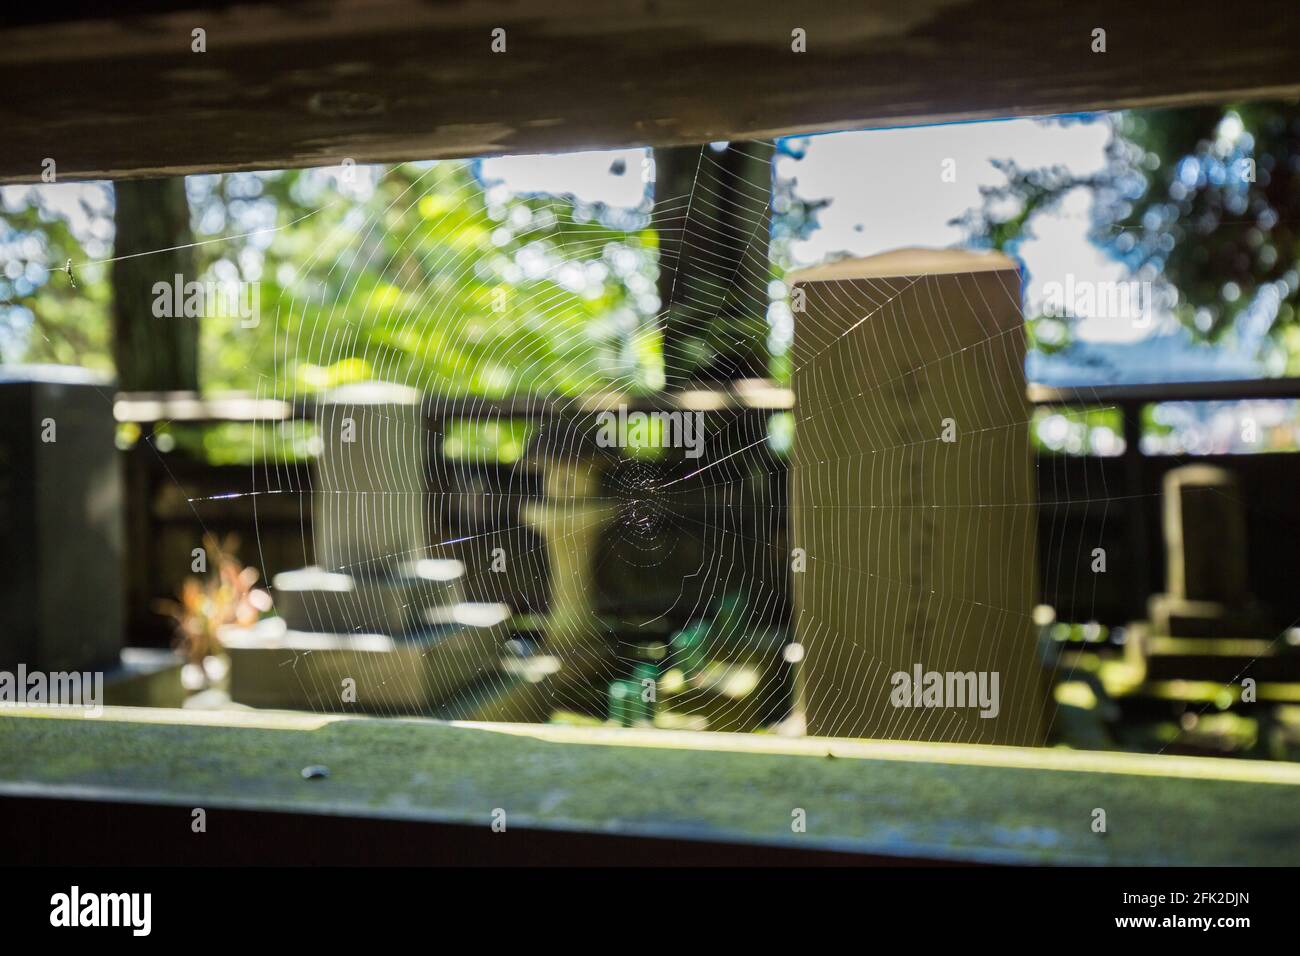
[0,182,114,372]
[956,101,1300,374]
[2,159,664,397]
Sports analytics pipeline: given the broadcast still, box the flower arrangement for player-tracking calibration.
[155,533,271,675]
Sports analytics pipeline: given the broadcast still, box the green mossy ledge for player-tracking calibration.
[2,707,1298,865]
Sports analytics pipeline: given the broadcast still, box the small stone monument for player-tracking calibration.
[223,382,510,713]
[274,382,459,634]
[1148,464,1268,637]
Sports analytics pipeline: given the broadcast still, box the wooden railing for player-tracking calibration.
[114,378,1300,643]
[1029,377,1300,628]
[114,382,793,643]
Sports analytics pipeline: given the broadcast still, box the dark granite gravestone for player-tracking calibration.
[0,366,123,672]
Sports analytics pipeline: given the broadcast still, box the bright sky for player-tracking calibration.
[484,118,1159,345]
[480,149,650,210]
[777,119,1151,341]
[9,117,1261,382]
[8,119,1159,352]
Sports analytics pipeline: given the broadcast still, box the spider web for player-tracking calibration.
[112,142,1126,746]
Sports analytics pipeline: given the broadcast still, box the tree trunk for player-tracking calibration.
[112,177,199,391]
[654,141,774,386]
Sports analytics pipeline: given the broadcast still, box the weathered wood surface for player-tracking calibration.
[2,706,1299,864]
[4,1,1300,182]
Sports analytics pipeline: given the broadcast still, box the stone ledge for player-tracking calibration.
[2,707,1298,865]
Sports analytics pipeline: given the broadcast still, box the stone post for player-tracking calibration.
[789,249,1047,746]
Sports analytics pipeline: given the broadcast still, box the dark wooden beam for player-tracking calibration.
[4,1,1300,183]
[1028,377,1300,406]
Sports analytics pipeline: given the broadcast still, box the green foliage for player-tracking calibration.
[0,184,115,371]
[3,160,663,399]
[1105,104,1299,351]
[148,421,319,465]
[1139,402,1175,445]
[1025,314,1071,355]
[188,161,662,398]
[441,418,533,464]
[956,102,1300,369]
[1030,405,1126,457]
[767,411,794,455]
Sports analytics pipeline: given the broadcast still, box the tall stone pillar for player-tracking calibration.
[789,249,1047,746]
